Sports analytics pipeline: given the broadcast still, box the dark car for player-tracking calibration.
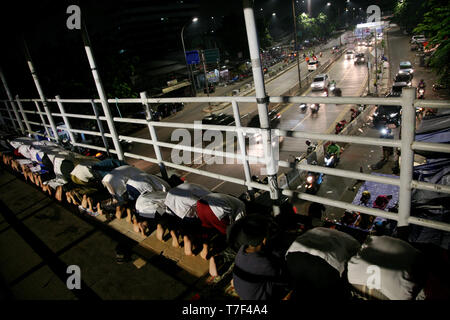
[247,109,281,128]
[372,104,402,128]
[202,113,235,126]
[393,73,412,87]
[354,53,366,65]
[390,82,409,97]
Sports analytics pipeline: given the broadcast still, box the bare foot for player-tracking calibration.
[87,197,94,212]
[55,186,62,201]
[81,194,88,209]
[200,243,209,260]
[183,235,193,255]
[115,206,124,219]
[132,216,139,233]
[156,224,164,241]
[69,192,78,205]
[126,208,132,224]
[96,202,103,215]
[66,192,72,204]
[47,185,52,196]
[170,230,179,248]
[209,256,218,277]
[34,174,40,186]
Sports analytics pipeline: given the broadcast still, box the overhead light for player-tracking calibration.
[327,2,331,6]
[272,12,276,16]
[192,17,198,22]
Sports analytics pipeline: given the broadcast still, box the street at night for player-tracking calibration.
[0,0,449,312]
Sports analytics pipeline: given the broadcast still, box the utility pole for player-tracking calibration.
[201,50,211,111]
[292,0,302,88]
[374,28,378,95]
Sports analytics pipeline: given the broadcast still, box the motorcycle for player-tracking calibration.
[310,104,320,115]
[305,171,323,194]
[432,83,448,92]
[417,87,425,99]
[329,82,336,92]
[324,152,339,168]
[299,103,308,113]
[335,120,347,134]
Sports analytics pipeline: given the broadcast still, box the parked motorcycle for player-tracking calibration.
[299,103,308,113]
[433,83,448,92]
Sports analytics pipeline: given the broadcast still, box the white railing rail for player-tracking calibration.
[1,91,450,233]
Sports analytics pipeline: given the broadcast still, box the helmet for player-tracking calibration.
[362,190,371,197]
[305,140,311,146]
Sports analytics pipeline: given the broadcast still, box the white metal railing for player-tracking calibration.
[1,92,450,233]
[0,3,449,235]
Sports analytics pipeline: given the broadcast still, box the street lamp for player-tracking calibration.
[292,0,301,88]
[181,17,198,96]
[327,2,331,6]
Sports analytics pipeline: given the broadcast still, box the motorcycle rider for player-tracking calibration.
[310,103,320,114]
[335,120,347,134]
[419,79,426,89]
[305,140,317,155]
[326,142,341,160]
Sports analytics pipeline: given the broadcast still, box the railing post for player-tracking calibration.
[81,23,124,160]
[3,101,17,131]
[23,41,59,141]
[34,101,52,138]
[398,87,416,227]
[15,95,33,136]
[90,99,111,157]
[243,0,280,215]
[140,91,168,180]
[0,67,25,134]
[55,95,77,144]
[231,100,253,191]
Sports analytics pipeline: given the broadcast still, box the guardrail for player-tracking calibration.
[1,92,450,233]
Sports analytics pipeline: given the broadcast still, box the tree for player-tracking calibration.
[413,2,450,86]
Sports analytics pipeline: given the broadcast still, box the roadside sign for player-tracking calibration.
[186,50,200,65]
[204,48,220,64]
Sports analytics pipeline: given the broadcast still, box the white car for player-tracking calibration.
[308,60,319,71]
[411,35,426,44]
[398,61,414,77]
[310,74,329,91]
[345,50,354,59]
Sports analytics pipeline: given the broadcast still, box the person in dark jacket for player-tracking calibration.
[232,217,288,300]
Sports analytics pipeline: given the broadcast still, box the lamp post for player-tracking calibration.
[181,17,198,96]
[292,0,301,88]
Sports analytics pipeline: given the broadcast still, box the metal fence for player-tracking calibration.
[1,4,450,233]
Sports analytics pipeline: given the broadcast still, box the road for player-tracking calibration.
[125,41,339,173]
[181,44,371,197]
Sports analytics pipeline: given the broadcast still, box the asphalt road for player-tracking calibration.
[124,40,339,174]
[181,44,371,197]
